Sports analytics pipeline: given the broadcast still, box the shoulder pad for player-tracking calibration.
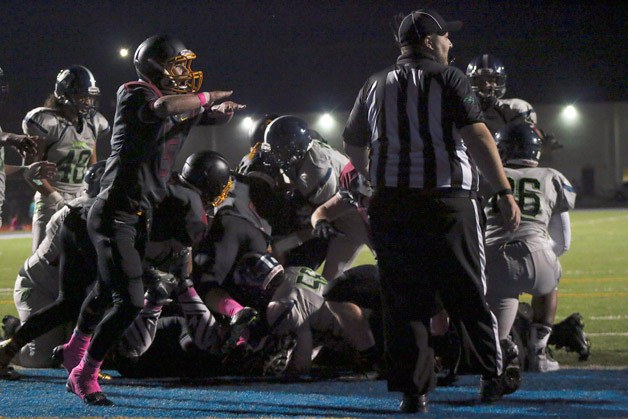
[123,81,162,97]
[22,107,62,136]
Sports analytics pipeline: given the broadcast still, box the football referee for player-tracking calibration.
[343,8,521,412]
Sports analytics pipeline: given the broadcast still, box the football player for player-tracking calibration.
[466,54,562,153]
[0,161,104,378]
[263,115,369,280]
[466,54,536,135]
[63,34,243,406]
[0,65,56,228]
[22,65,110,252]
[230,252,377,376]
[484,122,576,372]
[193,168,279,329]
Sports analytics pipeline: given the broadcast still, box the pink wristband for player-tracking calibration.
[197,92,208,107]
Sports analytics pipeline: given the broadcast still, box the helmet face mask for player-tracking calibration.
[134,35,203,93]
[54,65,100,117]
[496,123,543,167]
[160,49,203,93]
[466,54,507,105]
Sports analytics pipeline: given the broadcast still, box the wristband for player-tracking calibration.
[197,92,208,107]
[496,188,513,198]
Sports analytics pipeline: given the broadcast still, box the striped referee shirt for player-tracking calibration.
[343,52,484,192]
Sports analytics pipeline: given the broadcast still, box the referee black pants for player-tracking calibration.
[368,189,502,395]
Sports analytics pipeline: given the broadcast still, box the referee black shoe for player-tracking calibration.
[480,368,521,403]
[399,393,428,413]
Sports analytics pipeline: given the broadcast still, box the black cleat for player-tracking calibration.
[399,393,428,413]
[480,368,521,403]
[1,315,20,340]
[548,313,591,361]
[84,391,114,406]
[0,365,20,380]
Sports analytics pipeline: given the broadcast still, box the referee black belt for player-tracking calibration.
[376,187,477,199]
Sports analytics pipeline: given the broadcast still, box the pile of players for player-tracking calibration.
[0,32,590,408]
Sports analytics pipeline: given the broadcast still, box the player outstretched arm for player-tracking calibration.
[151,90,243,119]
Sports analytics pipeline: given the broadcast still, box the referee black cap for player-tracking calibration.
[398,9,462,46]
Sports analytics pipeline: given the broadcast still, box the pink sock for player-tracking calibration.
[217,297,244,318]
[68,353,103,399]
[62,329,91,374]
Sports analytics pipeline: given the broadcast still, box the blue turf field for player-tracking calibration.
[0,367,626,418]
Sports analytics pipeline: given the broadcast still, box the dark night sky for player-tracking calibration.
[1,0,626,137]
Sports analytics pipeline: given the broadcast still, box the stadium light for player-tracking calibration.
[561,105,579,123]
[317,113,335,130]
[119,48,129,58]
[240,116,253,131]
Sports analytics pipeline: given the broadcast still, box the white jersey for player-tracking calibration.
[20,205,70,297]
[22,107,109,194]
[485,166,576,252]
[499,98,537,125]
[293,140,349,206]
[269,266,328,334]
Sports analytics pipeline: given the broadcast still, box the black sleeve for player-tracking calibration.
[343,81,372,147]
[193,213,269,288]
[444,67,485,128]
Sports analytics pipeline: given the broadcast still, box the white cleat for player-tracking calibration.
[528,348,560,372]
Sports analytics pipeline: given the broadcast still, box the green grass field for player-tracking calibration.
[1,209,626,367]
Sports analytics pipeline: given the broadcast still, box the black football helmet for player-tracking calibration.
[134,35,203,93]
[466,54,507,107]
[248,114,279,147]
[84,160,107,198]
[262,115,312,172]
[54,65,100,117]
[495,122,544,167]
[180,150,232,207]
[0,65,8,105]
[233,252,285,297]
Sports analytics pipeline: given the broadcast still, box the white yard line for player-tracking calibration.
[586,332,628,336]
[590,315,628,320]
[0,232,31,239]
[571,214,628,226]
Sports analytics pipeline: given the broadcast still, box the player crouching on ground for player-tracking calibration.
[484,122,576,372]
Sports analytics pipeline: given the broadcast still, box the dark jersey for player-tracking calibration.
[150,181,208,247]
[193,180,272,300]
[98,81,211,213]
